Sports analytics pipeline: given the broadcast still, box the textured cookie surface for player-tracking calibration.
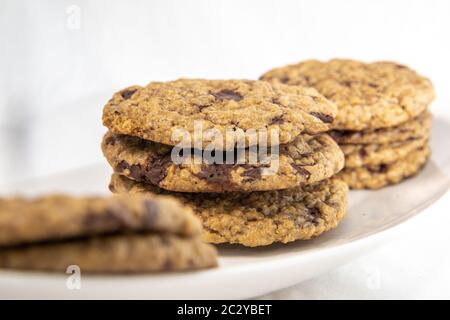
[0,194,218,272]
[102,79,337,149]
[331,111,432,145]
[0,234,218,273]
[102,131,344,192]
[338,146,430,189]
[260,59,435,130]
[341,136,428,168]
[110,174,348,247]
[0,193,201,247]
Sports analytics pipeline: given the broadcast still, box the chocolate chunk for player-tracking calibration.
[368,82,379,88]
[241,165,262,182]
[368,164,389,174]
[116,153,173,186]
[291,163,311,180]
[193,165,234,188]
[83,207,129,231]
[309,112,334,124]
[121,88,137,100]
[378,164,388,173]
[342,80,352,87]
[279,76,290,84]
[269,116,284,125]
[104,135,117,146]
[212,89,243,102]
[196,103,211,111]
[330,130,354,139]
[359,148,368,158]
[142,200,159,228]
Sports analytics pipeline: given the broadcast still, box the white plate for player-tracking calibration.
[0,117,449,300]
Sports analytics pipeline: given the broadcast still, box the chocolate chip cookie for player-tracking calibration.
[341,136,428,168]
[338,146,430,189]
[102,79,337,150]
[260,59,435,131]
[102,131,345,193]
[0,194,217,272]
[331,111,432,145]
[110,174,348,247]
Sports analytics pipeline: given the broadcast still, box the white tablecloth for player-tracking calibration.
[260,192,450,299]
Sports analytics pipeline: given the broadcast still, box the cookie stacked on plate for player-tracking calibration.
[261,59,435,189]
[0,194,217,272]
[102,79,347,247]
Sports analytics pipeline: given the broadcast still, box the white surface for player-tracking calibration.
[0,0,450,299]
[0,114,448,299]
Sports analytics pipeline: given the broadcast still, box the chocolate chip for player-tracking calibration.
[83,207,129,231]
[280,76,290,84]
[308,207,320,218]
[269,116,284,125]
[241,165,262,182]
[342,80,352,87]
[212,89,243,102]
[309,112,334,124]
[142,200,159,228]
[368,82,379,88]
[359,148,368,158]
[196,103,211,111]
[378,164,388,173]
[395,64,407,69]
[193,165,235,189]
[369,164,388,174]
[330,130,353,139]
[116,153,173,186]
[121,88,137,100]
[291,163,311,180]
[105,135,117,146]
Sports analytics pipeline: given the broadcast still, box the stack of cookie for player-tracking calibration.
[261,59,435,189]
[0,194,217,272]
[102,79,348,247]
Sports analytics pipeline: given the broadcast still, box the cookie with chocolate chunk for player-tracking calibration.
[331,111,432,145]
[102,79,337,150]
[341,136,428,168]
[337,146,430,189]
[260,59,435,131]
[0,194,217,272]
[102,131,344,193]
[110,174,348,247]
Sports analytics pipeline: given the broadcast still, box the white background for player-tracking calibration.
[0,0,449,299]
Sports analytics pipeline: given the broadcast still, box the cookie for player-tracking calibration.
[110,174,348,247]
[0,194,200,247]
[0,234,217,273]
[260,59,435,131]
[0,194,218,272]
[331,111,432,145]
[102,79,337,149]
[102,131,344,192]
[341,136,428,168]
[337,146,430,189]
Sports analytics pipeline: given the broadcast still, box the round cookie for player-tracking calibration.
[331,111,432,145]
[102,131,344,193]
[0,194,218,272]
[260,59,435,131]
[341,136,428,168]
[337,146,430,189]
[0,193,201,247]
[0,234,217,273]
[110,174,348,247]
[102,79,337,149]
